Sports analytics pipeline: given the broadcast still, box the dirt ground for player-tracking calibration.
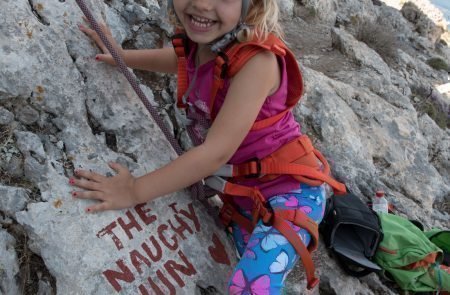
[282,16,359,78]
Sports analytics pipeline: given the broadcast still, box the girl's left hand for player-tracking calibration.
[70,162,138,213]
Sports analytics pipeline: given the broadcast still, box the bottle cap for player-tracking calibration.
[375,190,385,198]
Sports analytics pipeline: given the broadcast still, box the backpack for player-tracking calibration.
[320,192,383,277]
[425,229,450,266]
[374,213,450,292]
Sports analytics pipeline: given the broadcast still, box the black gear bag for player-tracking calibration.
[320,192,383,277]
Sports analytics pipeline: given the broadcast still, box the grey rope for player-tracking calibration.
[74,0,208,201]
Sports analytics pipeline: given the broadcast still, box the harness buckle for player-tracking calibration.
[171,33,190,56]
[261,210,273,226]
[307,277,320,290]
[217,52,229,78]
[292,208,306,225]
[219,203,235,226]
[205,176,227,193]
[244,158,262,178]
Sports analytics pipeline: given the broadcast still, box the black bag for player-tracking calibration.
[319,192,383,277]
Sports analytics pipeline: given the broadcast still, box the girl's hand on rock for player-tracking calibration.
[78,16,123,65]
[70,162,138,213]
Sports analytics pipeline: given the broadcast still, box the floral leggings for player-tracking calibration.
[227,184,326,294]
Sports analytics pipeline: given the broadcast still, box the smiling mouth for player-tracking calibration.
[189,14,216,28]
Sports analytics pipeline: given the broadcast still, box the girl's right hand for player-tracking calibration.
[78,17,123,66]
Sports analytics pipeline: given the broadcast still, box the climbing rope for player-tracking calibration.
[74,0,209,201]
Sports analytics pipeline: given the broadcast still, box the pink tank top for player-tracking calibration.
[186,44,302,208]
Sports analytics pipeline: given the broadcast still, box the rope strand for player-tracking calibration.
[74,0,208,200]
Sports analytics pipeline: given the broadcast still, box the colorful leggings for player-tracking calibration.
[227,184,326,294]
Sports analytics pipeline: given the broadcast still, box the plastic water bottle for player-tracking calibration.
[372,190,389,214]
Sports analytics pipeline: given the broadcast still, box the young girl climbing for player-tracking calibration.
[73,0,346,293]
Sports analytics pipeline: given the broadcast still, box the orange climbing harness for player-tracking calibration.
[172,31,347,290]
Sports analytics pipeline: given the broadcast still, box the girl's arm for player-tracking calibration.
[79,23,178,74]
[118,48,178,73]
[71,50,281,212]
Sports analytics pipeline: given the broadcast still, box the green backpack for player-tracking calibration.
[425,229,450,263]
[374,213,450,292]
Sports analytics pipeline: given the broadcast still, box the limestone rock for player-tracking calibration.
[0,0,449,294]
[0,230,20,295]
[2,0,236,294]
[0,185,29,217]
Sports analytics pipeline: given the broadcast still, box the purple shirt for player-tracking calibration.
[186,44,302,208]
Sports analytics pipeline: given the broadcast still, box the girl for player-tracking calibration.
[74,0,345,293]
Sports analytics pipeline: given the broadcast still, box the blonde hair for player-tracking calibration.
[243,0,283,42]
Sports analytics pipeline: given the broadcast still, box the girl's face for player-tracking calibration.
[173,0,242,46]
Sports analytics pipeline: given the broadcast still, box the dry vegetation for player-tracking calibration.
[410,84,450,129]
[353,18,400,63]
[2,223,56,295]
[426,57,450,71]
[1,126,55,293]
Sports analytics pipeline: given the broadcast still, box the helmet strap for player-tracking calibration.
[209,23,250,53]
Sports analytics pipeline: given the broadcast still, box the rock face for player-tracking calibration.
[0,230,19,295]
[1,0,235,294]
[0,0,449,294]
